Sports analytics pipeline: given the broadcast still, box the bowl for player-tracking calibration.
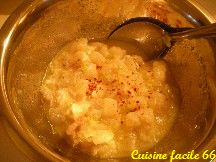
[0,0,216,161]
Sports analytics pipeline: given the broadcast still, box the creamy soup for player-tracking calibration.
[41,38,179,158]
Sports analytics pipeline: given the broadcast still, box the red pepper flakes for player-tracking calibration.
[176,19,182,27]
[119,103,123,106]
[96,65,102,70]
[149,3,170,23]
[176,19,182,25]
[130,106,140,112]
[75,125,81,132]
[97,80,102,83]
[86,79,98,96]
[112,79,117,83]
[117,92,121,96]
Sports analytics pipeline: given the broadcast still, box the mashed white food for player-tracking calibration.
[41,38,179,158]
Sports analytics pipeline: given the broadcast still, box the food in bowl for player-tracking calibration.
[41,38,179,158]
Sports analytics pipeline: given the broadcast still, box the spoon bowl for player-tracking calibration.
[109,20,169,60]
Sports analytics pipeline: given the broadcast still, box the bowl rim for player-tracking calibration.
[0,0,215,162]
[0,1,68,161]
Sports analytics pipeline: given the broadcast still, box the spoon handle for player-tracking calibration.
[170,23,216,41]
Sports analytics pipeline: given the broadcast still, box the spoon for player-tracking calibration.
[108,17,216,60]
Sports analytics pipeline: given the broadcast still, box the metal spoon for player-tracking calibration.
[108,17,216,60]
